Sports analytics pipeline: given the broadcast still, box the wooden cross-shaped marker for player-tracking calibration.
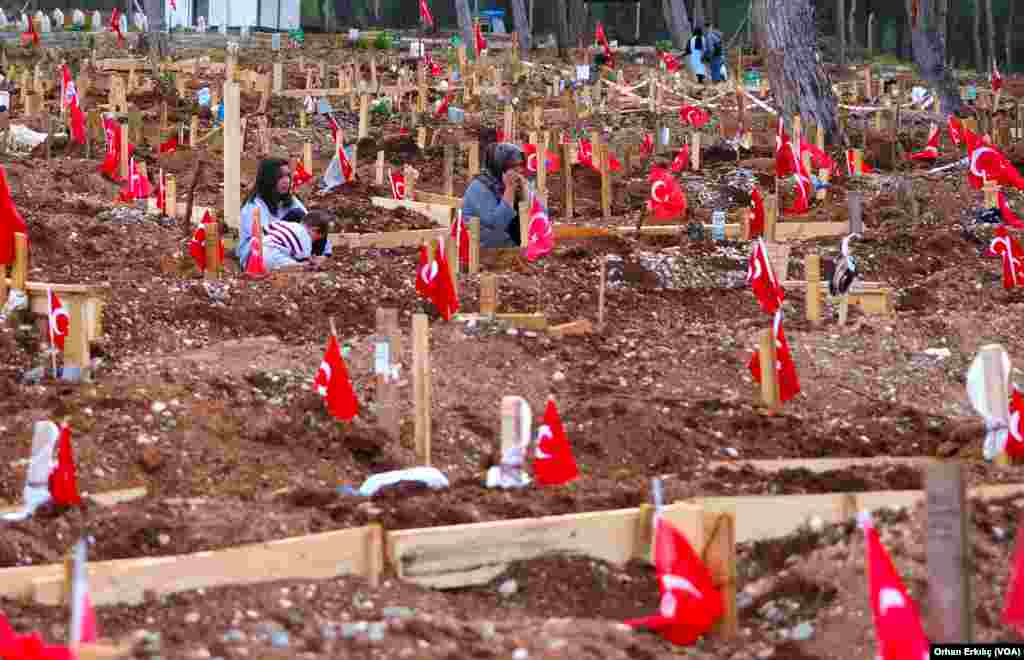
[375,150,384,186]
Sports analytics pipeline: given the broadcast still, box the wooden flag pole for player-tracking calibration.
[805,253,821,326]
[444,144,455,197]
[375,308,400,442]
[165,174,177,221]
[375,150,385,186]
[204,214,221,280]
[304,142,314,178]
[480,273,497,315]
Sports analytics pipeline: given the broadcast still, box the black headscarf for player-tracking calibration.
[246,158,295,212]
[476,143,525,197]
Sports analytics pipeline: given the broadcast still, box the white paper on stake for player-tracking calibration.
[373,341,390,376]
[967,346,1012,460]
[575,65,590,82]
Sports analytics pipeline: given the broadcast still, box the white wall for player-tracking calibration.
[197,0,298,30]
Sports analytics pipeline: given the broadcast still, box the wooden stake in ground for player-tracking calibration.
[983,180,999,208]
[690,132,701,171]
[375,308,400,442]
[757,328,780,413]
[805,254,821,325]
[224,81,241,230]
[480,273,497,315]
[204,215,221,280]
[190,115,198,148]
[358,95,370,139]
[597,257,607,329]
[118,118,129,180]
[467,141,480,177]
[444,144,455,197]
[563,141,574,220]
[926,460,972,642]
[165,174,177,222]
[412,313,431,466]
[847,191,864,235]
[468,217,481,274]
[536,131,549,198]
[375,150,384,186]
[599,139,611,220]
[11,233,27,291]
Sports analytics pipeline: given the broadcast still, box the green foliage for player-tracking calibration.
[655,39,673,54]
[355,35,370,50]
[373,31,392,50]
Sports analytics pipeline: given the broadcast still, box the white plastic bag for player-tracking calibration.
[358,467,449,497]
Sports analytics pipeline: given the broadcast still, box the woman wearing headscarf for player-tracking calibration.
[238,158,307,268]
[461,142,527,248]
[683,27,707,84]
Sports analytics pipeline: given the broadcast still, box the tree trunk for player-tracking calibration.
[973,0,983,73]
[1007,0,1015,72]
[836,0,846,65]
[911,0,962,116]
[984,0,995,68]
[866,12,874,55]
[693,0,704,30]
[455,0,474,57]
[568,0,586,47]
[662,0,692,50]
[334,0,353,26]
[142,0,164,33]
[848,0,858,49]
[554,0,570,55]
[935,0,948,57]
[751,0,767,52]
[510,0,530,51]
[762,0,839,141]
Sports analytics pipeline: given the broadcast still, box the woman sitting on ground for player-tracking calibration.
[461,143,527,248]
[238,158,306,269]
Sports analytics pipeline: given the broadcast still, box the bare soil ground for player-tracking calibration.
[1,35,1023,659]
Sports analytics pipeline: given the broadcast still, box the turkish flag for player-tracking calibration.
[746,238,784,314]
[474,21,487,57]
[845,149,873,176]
[388,168,406,200]
[245,216,267,277]
[429,242,459,321]
[416,244,438,299]
[999,192,1024,229]
[800,141,835,175]
[48,424,82,507]
[338,144,354,182]
[418,0,433,27]
[189,211,224,271]
[993,60,1004,93]
[785,162,812,215]
[1005,388,1024,459]
[909,124,940,161]
[450,210,470,268]
[625,515,723,645]
[0,613,74,660]
[860,512,930,660]
[525,196,554,261]
[532,400,578,486]
[48,289,69,351]
[640,133,654,157]
[969,141,1024,191]
[293,159,313,188]
[679,105,710,128]
[110,8,125,47]
[426,54,443,77]
[671,145,690,173]
[68,98,86,145]
[948,115,965,149]
[989,225,1024,289]
[119,158,150,202]
[647,167,687,221]
[435,95,451,119]
[748,187,766,239]
[159,135,178,154]
[748,311,800,403]
[595,22,612,61]
[661,52,680,72]
[775,120,798,178]
[21,15,38,46]
[314,334,358,422]
[523,144,561,174]
[0,166,28,267]
[577,138,622,173]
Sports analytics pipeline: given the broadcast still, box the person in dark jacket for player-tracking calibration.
[461,143,527,248]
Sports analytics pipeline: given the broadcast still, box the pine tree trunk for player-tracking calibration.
[1007,0,1015,72]
[568,0,586,47]
[762,0,839,141]
[984,0,995,69]
[973,0,983,73]
[662,0,692,50]
[693,0,704,30]
[143,0,164,33]
[510,0,530,51]
[935,0,948,56]
[911,0,962,116]
[837,0,846,66]
[848,0,858,49]
[455,0,474,57]
[554,0,570,55]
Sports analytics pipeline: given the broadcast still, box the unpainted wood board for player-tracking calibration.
[708,457,934,473]
[386,503,703,590]
[370,197,453,227]
[26,525,382,607]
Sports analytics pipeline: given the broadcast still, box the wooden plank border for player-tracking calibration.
[19,524,383,607]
